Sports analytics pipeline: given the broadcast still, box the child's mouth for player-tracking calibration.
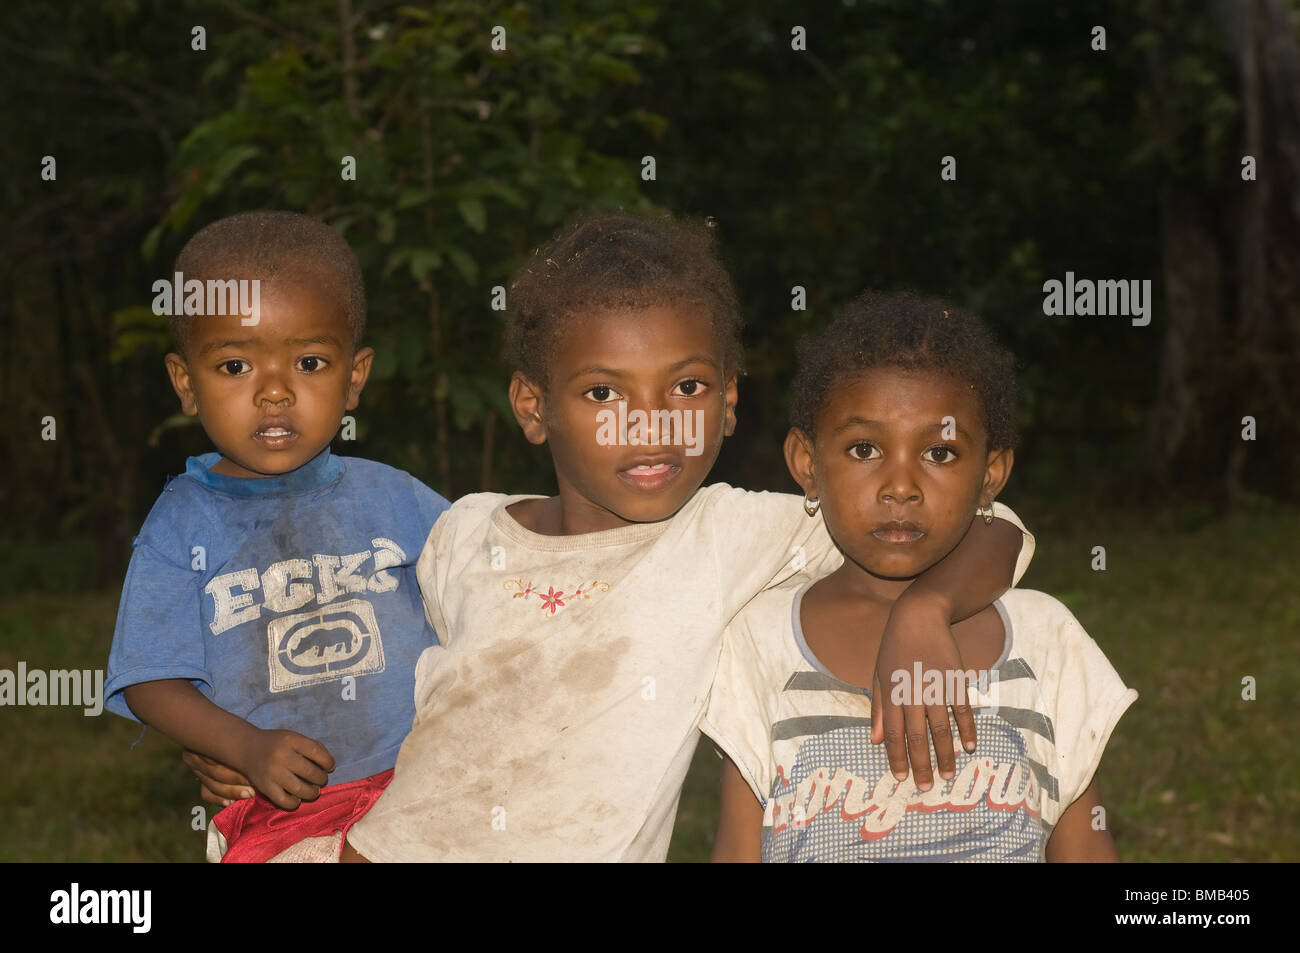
[254,425,297,449]
[617,461,682,493]
[872,521,925,543]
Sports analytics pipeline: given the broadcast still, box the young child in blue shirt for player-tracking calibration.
[104,211,449,862]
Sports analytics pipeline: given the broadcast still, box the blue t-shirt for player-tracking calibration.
[105,449,450,785]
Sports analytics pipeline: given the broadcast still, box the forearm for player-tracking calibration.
[123,679,259,773]
[903,515,1023,623]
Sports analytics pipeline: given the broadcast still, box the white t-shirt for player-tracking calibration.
[701,584,1137,862]
[347,489,1035,861]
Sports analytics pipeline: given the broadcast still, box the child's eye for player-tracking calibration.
[671,379,708,398]
[583,385,622,403]
[848,442,879,461]
[297,356,328,372]
[218,359,249,376]
[925,446,958,464]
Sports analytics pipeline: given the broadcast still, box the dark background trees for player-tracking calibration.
[3,0,1297,586]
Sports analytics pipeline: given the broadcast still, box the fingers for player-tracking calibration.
[926,704,956,781]
[244,731,337,809]
[185,748,254,807]
[870,675,884,745]
[947,643,978,754]
[291,734,337,775]
[872,658,910,778]
[879,697,972,790]
[880,692,910,783]
[264,773,318,810]
[200,777,256,806]
[903,703,934,791]
[184,749,251,786]
[286,754,328,801]
[280,736,336,803]
[257,758,325,809]
[194,763,255,800]
[951,697,978,754]
[265,785,304,811]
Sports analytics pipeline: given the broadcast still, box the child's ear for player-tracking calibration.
[509,371,548,446]
[722,374,739,437]
[782,428,818,499]
[980,447,1015,506]
[164,353,199,416]
[344,346,374,411]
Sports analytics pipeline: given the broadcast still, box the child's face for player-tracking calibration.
[786,366,1012,581]
[163,277,373,478]
[511,302,738,528]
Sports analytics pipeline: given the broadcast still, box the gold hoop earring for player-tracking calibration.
[978,503,994,525]
[803,495,820,517]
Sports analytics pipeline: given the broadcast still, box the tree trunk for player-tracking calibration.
[1148,194,1225,494]
[1148,0,1300,505]
[1230,0,1300,506]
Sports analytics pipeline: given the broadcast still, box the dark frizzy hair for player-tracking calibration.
[170,210,366,355]
[505,210,744,387]
[790,290,1018,452]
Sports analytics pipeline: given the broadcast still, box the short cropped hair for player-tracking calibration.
[505,211,744,388]
[790,290,1018,452]
[170,210,365,355]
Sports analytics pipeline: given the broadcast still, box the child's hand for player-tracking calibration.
[235,729,336,810]
[182,748,255,806]
[870,594,977,791]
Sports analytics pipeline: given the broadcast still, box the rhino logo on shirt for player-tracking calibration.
[290,625,357,660]
[267,599,385,693]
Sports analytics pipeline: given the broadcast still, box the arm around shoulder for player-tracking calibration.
[902,505,1030,623]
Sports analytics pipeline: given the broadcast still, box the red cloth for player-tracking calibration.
[213,769,394,863]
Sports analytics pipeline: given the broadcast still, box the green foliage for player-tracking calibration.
[135,0,661,496]
[109,306,169,363]
[3,0,1280,565]
[636,1,1206,495]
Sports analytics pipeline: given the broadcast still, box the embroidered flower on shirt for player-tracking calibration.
[539,587,564,615]
[504,579,610,617]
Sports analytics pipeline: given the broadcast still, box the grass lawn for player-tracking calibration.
[2,501,1295,862]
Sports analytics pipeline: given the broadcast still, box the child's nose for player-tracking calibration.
[878,460,922,504]
[254,367,294,405]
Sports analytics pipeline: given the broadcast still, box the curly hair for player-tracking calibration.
[505,210,743,387]
[170,210,365,355]
[790,290,1018,452]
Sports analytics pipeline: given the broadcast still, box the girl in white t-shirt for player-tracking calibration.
[706,291,1136,862]
[321,214,1035,861]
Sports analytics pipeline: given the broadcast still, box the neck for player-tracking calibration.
[821,557,916,607]
[558,491,635,535]
[516,487,635,537]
